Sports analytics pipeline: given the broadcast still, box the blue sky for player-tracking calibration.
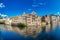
[0,0,60,17]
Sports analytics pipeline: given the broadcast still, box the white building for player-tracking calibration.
[4,18,12,31]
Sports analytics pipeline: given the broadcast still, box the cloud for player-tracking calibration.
[1,15,7,17]
[32,4,39,7]
[28,9,32,10]
[0,13,7,17]
[38,2,46,5]
[57,12,60,15]
[0,13,1,15]
[32,2,46,7]
[0,3,5,8]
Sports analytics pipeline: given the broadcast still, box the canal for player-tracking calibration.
[0,24,5,30]
[0,25,60,40]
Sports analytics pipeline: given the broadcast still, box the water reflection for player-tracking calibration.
[0,26,60,40]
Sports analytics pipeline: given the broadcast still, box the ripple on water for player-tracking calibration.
[0,26,60,40]
[0,30,26,40]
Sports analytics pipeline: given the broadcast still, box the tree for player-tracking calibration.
[17,23,27,29]
[42,26,46,32]
[41,21,46,32]
[0,20,5,24]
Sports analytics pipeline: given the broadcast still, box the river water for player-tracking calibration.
[0,26,60,40]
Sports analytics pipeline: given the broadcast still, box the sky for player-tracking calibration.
[0,0,60,17]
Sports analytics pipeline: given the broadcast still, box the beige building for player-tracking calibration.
[10,11,42,34]
[11,16,23,24]
[22,11,42,34]
[10,11,60,35]
[42,14,60,32]
[41,14,60,32]
[45,15,51,32]
[4,18,12,31]
[51,15,59,30]
[58,16,60,26]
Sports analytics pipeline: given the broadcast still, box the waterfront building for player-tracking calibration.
[50,15,59,30]
[0,19,5,30]
[0,14,6,30]
[11,16,23,24]
[45,15,51,32]
[4,17,12,31]
[58,16,60,26]
[22,11,42,34]
[10,11,60,35]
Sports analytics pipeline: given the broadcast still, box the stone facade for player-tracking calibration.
[10,11,60,35]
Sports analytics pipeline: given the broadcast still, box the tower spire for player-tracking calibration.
[31,11,36,15]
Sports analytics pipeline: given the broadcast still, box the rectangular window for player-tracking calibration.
[27,22,31,24]
[52,16,56,21]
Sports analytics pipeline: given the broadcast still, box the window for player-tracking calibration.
[27,22,31,24]
[52,16,56,21]
[27,19,30,21]
[27,16,30,18]
[32,20,35,22]
[59,17,60,21]
[32,15,35,17]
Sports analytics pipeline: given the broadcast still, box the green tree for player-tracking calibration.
[17,23,27,29]
[2,20,5,24]
[42,26,46,32]
[0,20,5,24]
